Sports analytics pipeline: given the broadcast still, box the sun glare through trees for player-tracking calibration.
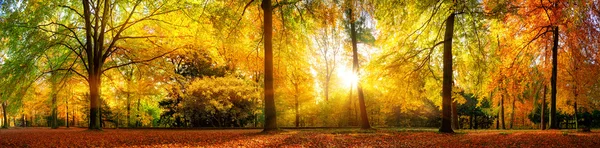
[1,0,600,147]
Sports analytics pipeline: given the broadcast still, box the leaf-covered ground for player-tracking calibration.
[1,128,599,147]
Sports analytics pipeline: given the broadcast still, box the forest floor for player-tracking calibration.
[1,128,599,147]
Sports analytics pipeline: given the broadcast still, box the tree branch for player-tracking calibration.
[273,0,301,9]
[59,5,84,19]
[101,48,179,73]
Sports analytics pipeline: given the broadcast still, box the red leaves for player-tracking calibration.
[1,128,599,147]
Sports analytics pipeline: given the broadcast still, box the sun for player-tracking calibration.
[337,66,358,88]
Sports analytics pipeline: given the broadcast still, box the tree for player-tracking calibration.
[483,0,579,130]
[60,0,182,130]
[541,85,546,130]
[345,0,373,130]
[262,0,277,131]
[1,101,6,128]
[439,12,455,133]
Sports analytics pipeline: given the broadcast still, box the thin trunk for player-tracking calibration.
[73,106,76,127]
[127,93,131,127]
[66,97,69,128]
[349,7,370,130]
[501,94,506,129]
[100,100,103,128]
[136,98,141,127]
[354,98,359,126]
[496,115,499,129]
[469,115,473,129]
[439,13,455,133]
[51,93,58,129]
[573,63,579,129]
[574,93,578,130]
[452,101,459,130]
[325,75,330,102]
[2,102,7,128]
[347,83,354,126]
[474,114,478,129]
[294,91,299,127]
[21,114,25,127]
[262,0,277,131]
[541,85,547,130]
[510,98,515,129]
[549,26,559,129]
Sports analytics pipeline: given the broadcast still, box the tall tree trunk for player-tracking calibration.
[549,26,559,129]
[348,7,371,130]
[73,106,76,127]
[452,101,459,130]
[325,76,330,102]
[51,93,58,129]
[496,115,499,129]
[21,114,25,127]
[469,115,473,129]
[501,94,506,129]
[541,85,547,130]
[347,83,354,126]
[127,93,131,127]
[262,0,277,131]
[136,98,141,127]
[572,58,579,130]
[439,13,455,133]
[2,101,7,128]
[294,93,299,127]
[474,114,478,129]
[66,98,69,128]
[574,92,578,130]
[82,0,102,131]
[510,98,515,129]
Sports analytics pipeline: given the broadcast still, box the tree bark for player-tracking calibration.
[510,98,515,129]
[127,93,131,127]
[325,76,330,102]
[573,61,579,130]
[262,0,278,132]
[2,101,7,128]
[549,26,559,129]
[541,85,547,130]
[501,94,506,129]
[73,106,76,127]
[574,92,578,130]
[136,98,141,127]
[496,115,499,129]
[474,114,478,129]
[294,91,299,127]
[89,74,101,130]
[66,97,69,128]
[82,0,102,130]
[348,7,371,130]
[21,114,25,127]
[469,114,473,129]
[51,93,58,129]
[439,13,455,133]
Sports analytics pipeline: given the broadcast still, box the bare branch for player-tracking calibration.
[59,5,84,19]
[101,48,179,73]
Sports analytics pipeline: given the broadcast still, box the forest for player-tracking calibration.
[1,0,600,147]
